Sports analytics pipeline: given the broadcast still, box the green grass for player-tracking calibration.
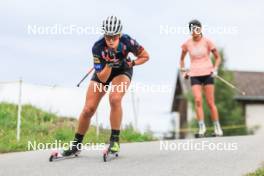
[0,102,155,153]
[246,166,264,176]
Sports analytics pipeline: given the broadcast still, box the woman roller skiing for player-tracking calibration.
[50,16,149,161]
[179,19,223,137]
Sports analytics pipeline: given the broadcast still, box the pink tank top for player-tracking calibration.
[181,37,216,77]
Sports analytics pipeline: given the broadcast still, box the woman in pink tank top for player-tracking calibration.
[179,19,223,137]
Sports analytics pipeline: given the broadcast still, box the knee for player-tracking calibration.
[109,95,122,107]
[82,106,96,118]
[194,98,202,108]
[207,101,216,109]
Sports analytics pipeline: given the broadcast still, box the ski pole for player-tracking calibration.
[215,75,246,95]
[77,67,94,87]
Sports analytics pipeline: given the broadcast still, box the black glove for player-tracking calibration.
[125,57,136,68]
[103,49,120,67]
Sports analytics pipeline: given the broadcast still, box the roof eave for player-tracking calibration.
[234,96,264,102]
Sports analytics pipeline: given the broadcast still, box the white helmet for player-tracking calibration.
[102,16,123,36]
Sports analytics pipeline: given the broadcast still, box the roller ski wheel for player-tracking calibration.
[103,141,120,162]
[49,150,80,162]
[194,133,207,138]
[211,133,223,137]
[194,133,223,138]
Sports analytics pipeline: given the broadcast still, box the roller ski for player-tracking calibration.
[195,121,224,138]
[211,122,223,137]
[194,121,207,138]
[103,141,120,162]
[195,132,223,138]
[49,143,81,162]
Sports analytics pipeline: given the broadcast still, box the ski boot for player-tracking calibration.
[212,124,223,137]
[195,123,207,138]
[103,141,120,162]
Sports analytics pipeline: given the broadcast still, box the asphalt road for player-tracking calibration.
[0,132,263,176]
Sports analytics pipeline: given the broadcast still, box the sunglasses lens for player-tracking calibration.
[105,35,119,41]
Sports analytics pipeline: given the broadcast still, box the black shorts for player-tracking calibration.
[190,74,214,86]
[91,67,133,85]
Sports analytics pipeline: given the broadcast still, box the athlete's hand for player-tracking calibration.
[180,67,189,79]
[127,60,136,68]
[211,68,218,77]
[183,72,189,79]
[102,49,119,67]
